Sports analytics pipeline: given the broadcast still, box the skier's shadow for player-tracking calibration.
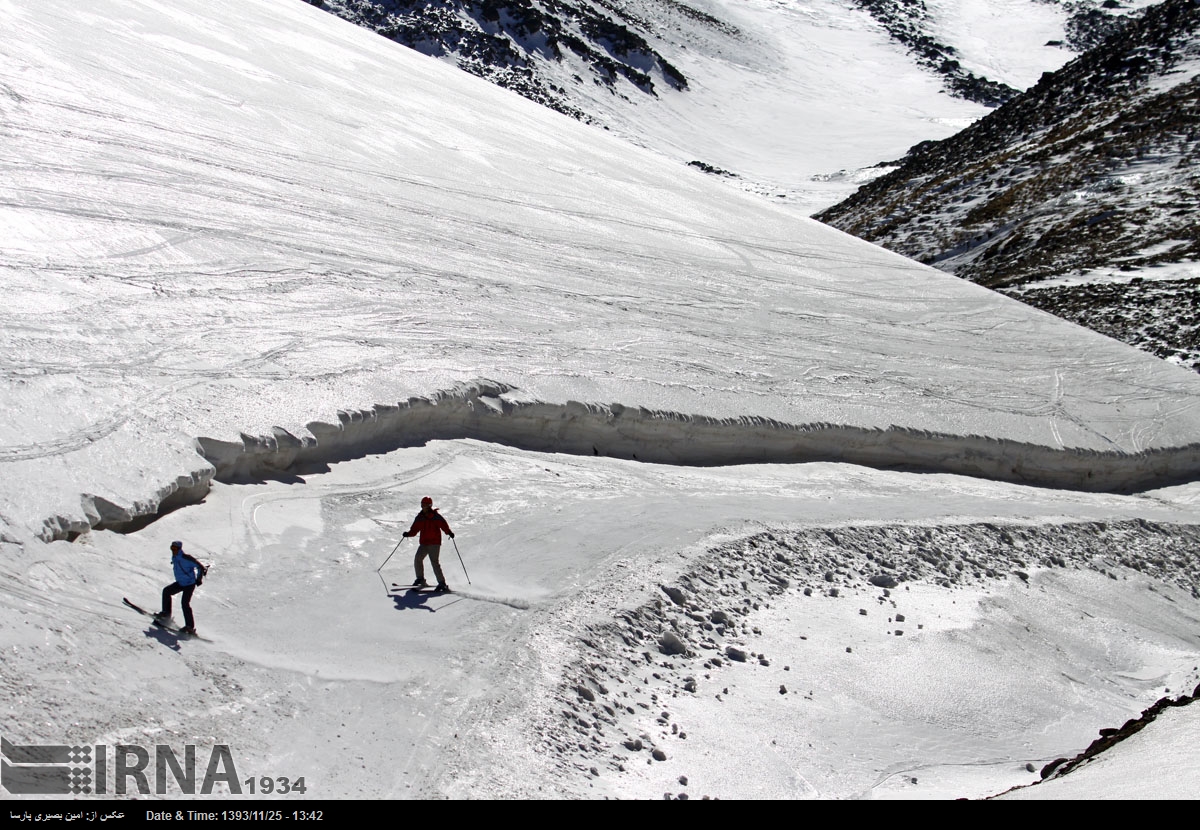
[140,626,184,652]
[390,590,462,613]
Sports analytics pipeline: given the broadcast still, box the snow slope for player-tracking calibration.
[6,444,1199,800]
[617,0,1166,208]
[1,0,1199,802]
[562,0,992,209]
[5,0,1200,542]
[313,0,1165,212]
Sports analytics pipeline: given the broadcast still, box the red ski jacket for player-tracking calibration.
[405,509,453,545]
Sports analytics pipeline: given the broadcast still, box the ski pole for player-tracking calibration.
[377,536,406,572]
[452,538,471,585]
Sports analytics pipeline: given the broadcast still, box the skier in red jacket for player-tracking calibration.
[403,497,455,592]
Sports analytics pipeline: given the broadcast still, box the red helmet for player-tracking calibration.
[421,497,433,506]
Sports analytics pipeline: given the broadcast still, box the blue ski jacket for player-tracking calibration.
[172,551,204,587]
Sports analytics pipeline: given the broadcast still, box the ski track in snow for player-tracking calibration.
[389,584,533,610]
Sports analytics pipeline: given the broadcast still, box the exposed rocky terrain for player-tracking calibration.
[306,0,690,119]
[818,0,1200,368]
[518,518,1200,798]
[304,0,1136,119]
[1009,274,1200,369]
[1028,683,1200,786]
[848,0,1017,105]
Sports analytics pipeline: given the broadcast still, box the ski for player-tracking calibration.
[152,619,208,640]
[122,596,154,616]
[152,617,182,633]
[124,596,177,630]
[124,597,208,640]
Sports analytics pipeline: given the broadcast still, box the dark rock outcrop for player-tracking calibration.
[818,0,1200,369]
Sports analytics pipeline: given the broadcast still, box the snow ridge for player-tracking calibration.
[37,377,1200,540]
[196,378,1200,492]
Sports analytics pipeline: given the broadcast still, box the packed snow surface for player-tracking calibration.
[1,0,1199,802]
[6,444,1200,800]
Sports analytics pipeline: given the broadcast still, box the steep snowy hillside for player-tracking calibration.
[6,0,1200,545]
[304,0,1154,211]
[817,0,1200,367]
[4,0,1200,803]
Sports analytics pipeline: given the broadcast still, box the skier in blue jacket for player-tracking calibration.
[156,540,208,636]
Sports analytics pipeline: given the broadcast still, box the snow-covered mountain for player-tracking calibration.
[311,0,1199,371]
[308,0,1149,111]
[2,0,1200,803]
[305,0,1159,212]
[818,0,1200,367]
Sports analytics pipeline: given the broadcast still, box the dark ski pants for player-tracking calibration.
[161,582,196,630]
[414,544,447,586]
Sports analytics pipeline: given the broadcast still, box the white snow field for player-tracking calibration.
[1,0,1199,801]
[557,0,995,211]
